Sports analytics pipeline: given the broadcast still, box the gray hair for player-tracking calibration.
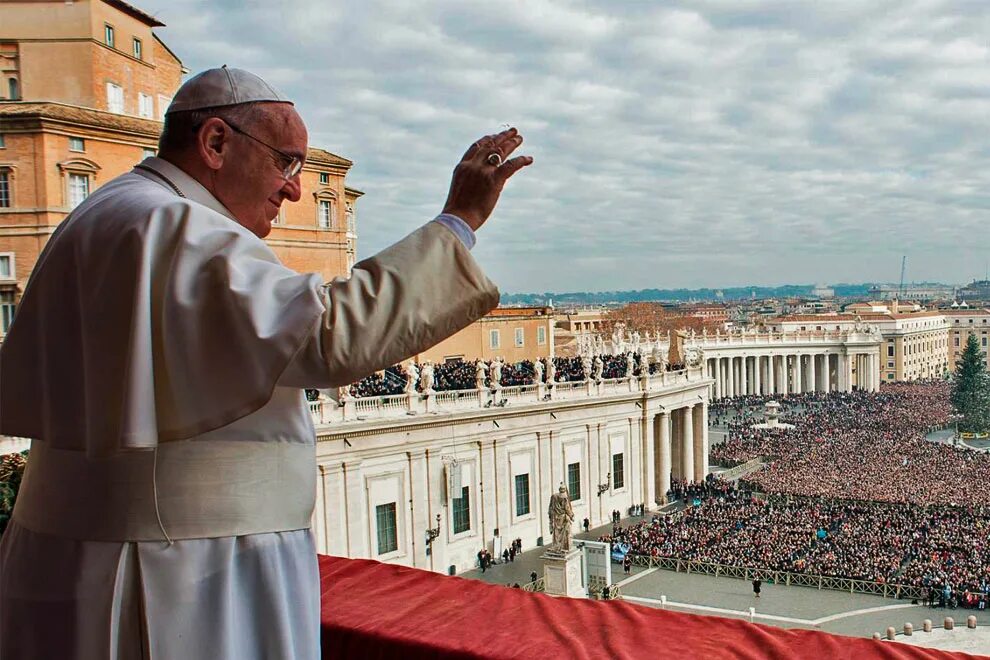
[158,103,270,154]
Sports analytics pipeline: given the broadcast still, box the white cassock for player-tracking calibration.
[0,157,499,659]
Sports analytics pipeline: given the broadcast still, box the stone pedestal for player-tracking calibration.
[542,548,584,598]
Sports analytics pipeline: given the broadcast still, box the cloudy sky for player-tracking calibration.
[139,0,990,293]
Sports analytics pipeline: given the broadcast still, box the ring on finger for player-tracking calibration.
[487,152,503,167]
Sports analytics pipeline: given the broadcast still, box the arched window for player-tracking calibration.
[7,79,18,101]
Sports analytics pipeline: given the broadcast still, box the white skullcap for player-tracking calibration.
[165,65,293,115]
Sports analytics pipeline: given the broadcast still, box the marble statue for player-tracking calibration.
[652,342,666,371]
[593,355,604,381]
[684,346,704,368]
[548,484,575,553]
[475,359,487,390]
[626,351,636,378]
[490,357,503,389]
[420,361,435,393]
[533,358,544,384]
[581,355,592,381]
[404,362,419,394]
[545,356,556,385]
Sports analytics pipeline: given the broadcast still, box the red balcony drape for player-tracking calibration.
[319,555,975,660]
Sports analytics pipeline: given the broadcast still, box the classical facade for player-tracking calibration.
[689,328,883,398]
[413,306,555,365]
[771,306,949,383]
[0,0,361,337]
[309,366,711,574]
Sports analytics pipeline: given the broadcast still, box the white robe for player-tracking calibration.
[0,157,499,659]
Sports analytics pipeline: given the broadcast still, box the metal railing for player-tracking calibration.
[627,555,926,601]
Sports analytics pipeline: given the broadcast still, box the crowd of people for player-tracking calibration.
[346,352,680,397]
[608,382,990,604]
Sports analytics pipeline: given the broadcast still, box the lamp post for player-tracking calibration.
[425,513,441,546]
[596,472,612,497]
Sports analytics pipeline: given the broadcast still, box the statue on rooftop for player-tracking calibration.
[475,359,488,390]
[626,351,636,378]
[545,356,556,385]
[593,355,604,381]
[533,358,544,384]
[420,361,435,393]
[404,362,419,395]
[581,355,592,381]
[548,483,575,553]
[490,357,504,389]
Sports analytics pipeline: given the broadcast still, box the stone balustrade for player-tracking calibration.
[310,366,706,426]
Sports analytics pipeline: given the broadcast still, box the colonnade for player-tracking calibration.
[705,352,880,400]
[649,404,707,503]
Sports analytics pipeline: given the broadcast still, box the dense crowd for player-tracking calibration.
[608,382,990,605]
[347,352,678,397]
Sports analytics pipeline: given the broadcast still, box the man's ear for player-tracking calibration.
[197,118,230,171]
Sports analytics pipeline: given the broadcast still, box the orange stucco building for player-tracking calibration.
[0,0,360,336]
[414,307,556,365]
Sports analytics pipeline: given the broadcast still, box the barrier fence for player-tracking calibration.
[627,555,926,601]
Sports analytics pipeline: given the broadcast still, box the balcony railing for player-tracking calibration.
[311,365,707,426]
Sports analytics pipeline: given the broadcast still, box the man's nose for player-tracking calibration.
[281,173,302,202]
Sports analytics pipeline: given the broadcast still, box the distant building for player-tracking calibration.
[811,284,834,299]
[771,304,949,382]
[413,306,555,365]
[867,283,954,301]
[958,280,990,302]
[943,308,990,372]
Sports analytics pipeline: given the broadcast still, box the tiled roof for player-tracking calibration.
[103,0,165,27]
[0,101,162,136]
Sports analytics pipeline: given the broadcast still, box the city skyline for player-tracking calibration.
[138,1,990,291]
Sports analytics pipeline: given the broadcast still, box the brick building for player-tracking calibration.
[0,0,360,336]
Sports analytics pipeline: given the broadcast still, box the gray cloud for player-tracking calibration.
[140,0,990,292]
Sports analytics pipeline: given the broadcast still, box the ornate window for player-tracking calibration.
[58,158,100,210]
[313,188,336,229]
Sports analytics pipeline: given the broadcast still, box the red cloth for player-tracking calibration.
[319,555,981,660]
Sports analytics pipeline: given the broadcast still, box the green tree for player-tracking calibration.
[952,334,990,433]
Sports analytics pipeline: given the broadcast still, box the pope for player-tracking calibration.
[0,66,531,659]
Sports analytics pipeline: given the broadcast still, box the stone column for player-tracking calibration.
[407,449,429,568]
[754,355,762,395]
[692,403,708,482]
[681,406,695,483]
[643,409,656,508]
[343,459,367,558]
[808,353,817,393]
[657,412,671,503]
[793,355,802,395]
[766,355,775,395]
[713,358,722,399]
[726,358,735,398]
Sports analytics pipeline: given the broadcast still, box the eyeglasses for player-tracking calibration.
[221,119,304,180]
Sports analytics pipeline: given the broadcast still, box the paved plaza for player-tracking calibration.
[464,522,990,645]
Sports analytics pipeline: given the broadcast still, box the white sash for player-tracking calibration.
[13,440,315,542]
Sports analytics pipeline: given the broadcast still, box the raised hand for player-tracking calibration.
[441,127,533,232]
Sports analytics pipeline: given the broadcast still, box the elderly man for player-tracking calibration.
[0,67,531,659]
